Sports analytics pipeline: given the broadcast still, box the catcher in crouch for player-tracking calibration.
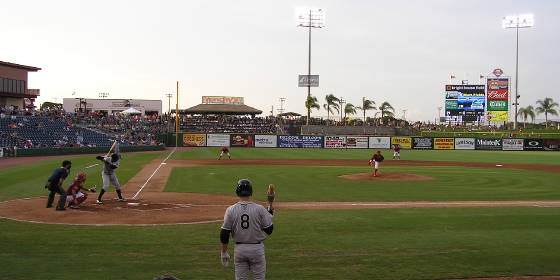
[369,150,385,177]
[66,173,97,209]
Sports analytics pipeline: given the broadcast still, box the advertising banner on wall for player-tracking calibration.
[412,138,433,149]
[206,134,230,147]
[183,134,206,147]
[278,136,323,148]
[487,111,508,122]
[455,138,476,150]
[544,139,560,151]
[324,136,347,148]
[391,137,412,148]
[434,138,455,150]
[369,137,391,149]
[346,136,369,149]
[487,100,508,111]
[230,134,254,147]
[524,139,544,151]
[476,138,502,150]
[254,135,277,148]
[502,139,524,151]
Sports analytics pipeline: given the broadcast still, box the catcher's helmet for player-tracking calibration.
[76,173,87,182]
[236,179,253,197]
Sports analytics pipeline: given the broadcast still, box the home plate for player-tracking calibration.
[128,203,140,206]
[496,164,503,167]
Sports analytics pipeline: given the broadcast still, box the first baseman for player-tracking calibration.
[220,179,274,280]
[45,160,72,211]
[218,146,231,160]
[392,144,401,160]
[369,150,385,177]
[95,153,126,204]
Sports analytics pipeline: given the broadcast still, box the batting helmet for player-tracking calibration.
[236,179,253,197]
[76,173,87,182]
[111,154,120,161]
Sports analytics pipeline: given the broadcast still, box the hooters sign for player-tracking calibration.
[487,89,508,100]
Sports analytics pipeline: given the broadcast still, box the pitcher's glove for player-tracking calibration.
[96,156,103,160]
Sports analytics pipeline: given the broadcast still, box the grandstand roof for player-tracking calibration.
[0,61,41,71]
[181,104,262,115]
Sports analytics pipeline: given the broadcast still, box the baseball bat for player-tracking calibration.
[105,140,118,157]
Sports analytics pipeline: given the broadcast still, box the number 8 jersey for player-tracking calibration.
[221,201,273,244]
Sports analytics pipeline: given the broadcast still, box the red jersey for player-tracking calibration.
[371,153,384,162]
[221,147,229,152]
[66,181,83,195]
[394,145,401,152]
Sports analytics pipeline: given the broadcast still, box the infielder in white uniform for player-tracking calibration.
[220,179,274,280]
[95,153,126,204]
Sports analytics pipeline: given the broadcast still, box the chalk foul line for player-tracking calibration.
[132,148,176,199]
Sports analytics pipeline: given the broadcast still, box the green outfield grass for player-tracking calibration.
[171,147,560,165]
[0,152,165,202]
[1,149,559,279]
[1,207,560,280]
[164,165,560,202]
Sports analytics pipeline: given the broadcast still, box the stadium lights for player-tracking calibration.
[502,14,534,129]
[296,7,325,125]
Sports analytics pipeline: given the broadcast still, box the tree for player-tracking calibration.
[40,102,62,111]
[305,94,320,125]
[357,98,376,126]
[536,97,559,128]
[379,101,394,119]
[344,103,356,121]
[323,94,340,125]
[517,105,535,128]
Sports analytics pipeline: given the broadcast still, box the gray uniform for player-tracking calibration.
[222,201,273,280]
[101,157,120,191]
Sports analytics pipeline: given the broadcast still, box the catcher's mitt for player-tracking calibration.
[89,186,97,193]
[267,184,275,204]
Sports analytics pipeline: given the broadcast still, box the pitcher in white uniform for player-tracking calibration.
[220,179,274,280]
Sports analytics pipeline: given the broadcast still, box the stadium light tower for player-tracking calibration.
[296,7,325,125]
[502,14,534,129]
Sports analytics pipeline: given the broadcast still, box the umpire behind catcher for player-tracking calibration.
[220,179,274,280]
[44,160,72,211]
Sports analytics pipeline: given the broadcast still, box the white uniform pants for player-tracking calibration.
[102,172,120,191]
[234,243,266,280]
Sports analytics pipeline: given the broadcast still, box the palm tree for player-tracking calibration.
[517,105,535,128]
[379,101,395,119]
[357,98,376,126]
[536,97,559,128]
[304,94,320,125]
[344,103,356,121]
[323,94,340,125]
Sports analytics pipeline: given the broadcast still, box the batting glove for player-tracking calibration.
[221,251,230,267]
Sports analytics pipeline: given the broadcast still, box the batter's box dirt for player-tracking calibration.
[82,200,193,212]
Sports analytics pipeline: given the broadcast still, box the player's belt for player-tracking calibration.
[235,242,261,244]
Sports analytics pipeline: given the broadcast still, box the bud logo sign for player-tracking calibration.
[488,100,508,111]
[487,90,508,100]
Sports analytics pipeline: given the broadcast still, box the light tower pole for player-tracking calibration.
[502,14,534,129]
[296,7,324,125]
[165,93,173,115]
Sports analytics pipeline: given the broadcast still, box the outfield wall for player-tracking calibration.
[172,133,560,151]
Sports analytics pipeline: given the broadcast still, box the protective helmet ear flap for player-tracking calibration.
[236,179,253,197]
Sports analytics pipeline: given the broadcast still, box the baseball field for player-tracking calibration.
[1,148,559,279]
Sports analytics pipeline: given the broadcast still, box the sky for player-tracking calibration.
[2,0,559,122]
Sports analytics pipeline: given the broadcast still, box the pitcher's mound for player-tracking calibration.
[339,172,434,181]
